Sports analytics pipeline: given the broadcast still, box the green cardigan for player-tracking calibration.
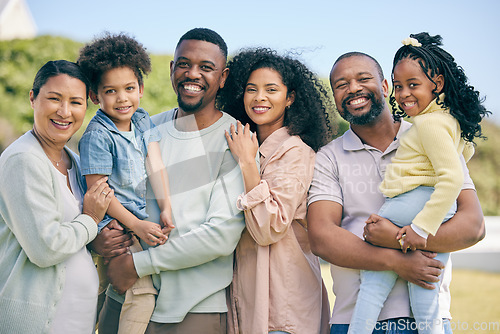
[0,131,98,334]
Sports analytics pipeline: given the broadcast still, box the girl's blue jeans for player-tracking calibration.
[348,186,456,334]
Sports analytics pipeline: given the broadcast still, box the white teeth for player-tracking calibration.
[404,102,416,107]
[184,84,201,92]
[349,98,366,106]
[254,107,269,112]
[52,120,69,126]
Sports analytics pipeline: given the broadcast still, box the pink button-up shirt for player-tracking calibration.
[228,127,330,334]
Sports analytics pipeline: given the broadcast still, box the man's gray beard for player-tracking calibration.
[340,94,385,125]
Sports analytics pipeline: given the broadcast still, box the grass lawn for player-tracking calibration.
[320,265,500,333]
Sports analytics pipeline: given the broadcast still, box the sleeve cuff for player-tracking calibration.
[132,248,155,278]
[411,223,430,239]
[236,180,271,211]
[236,193,247,211]
[75,214,99,242]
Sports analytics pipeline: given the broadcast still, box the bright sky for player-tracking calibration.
[27,0,500,122]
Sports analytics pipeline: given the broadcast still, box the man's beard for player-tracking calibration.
[340,92,385,125]
[177,95,203,113]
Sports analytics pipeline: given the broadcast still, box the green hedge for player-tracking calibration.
[0,35,497,215]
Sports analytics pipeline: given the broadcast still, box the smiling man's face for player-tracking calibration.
[170,39,228,114]
[330,55,388,125]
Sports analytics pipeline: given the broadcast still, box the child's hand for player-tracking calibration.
[160,209,175,230]
[396,225,427,253]
[132,219,167,246]
[161,225,174,239]
[159,210,175,242]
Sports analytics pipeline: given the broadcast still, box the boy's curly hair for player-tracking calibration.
[390,32,490,143]
[218,48,332,152]
[77,32,151,93]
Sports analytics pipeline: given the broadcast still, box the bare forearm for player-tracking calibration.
[149,169,171,212]
[239,160,261,194]
[106,197,139,230]
[310,222,398,271]
[307,201,444,289]
[85,174,137,229]
[308,201,397,271]
[147,142,171,211]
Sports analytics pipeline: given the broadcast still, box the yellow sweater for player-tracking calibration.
[379,96,474,235]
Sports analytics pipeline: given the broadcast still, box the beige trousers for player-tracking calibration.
[96,235,157,334]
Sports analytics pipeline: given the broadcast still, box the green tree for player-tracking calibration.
[0,36,179,151]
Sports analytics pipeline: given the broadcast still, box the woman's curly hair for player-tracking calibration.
[217,48,332,152]
[389,32,490,143]
[77,32,151,93]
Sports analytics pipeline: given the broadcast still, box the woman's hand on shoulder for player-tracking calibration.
[225,121,258,167]
[82,176,113,223]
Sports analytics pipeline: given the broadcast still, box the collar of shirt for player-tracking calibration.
[343,120,412,154]
[418,93,448,117]
[94,107,148,134]
[258,127,291,163]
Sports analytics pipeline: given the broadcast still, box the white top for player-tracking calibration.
[308,121,474,324]
[50,164,99,334]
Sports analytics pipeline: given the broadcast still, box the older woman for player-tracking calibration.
[0,60,112,333]
[218,48,332,334]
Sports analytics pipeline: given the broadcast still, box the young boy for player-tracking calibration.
[77,32,173,334]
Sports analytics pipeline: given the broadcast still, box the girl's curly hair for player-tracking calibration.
[217,48,332,152]
[77,32,151,93]
[389,32,490,143]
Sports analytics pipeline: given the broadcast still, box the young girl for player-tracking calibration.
[218,48,331,334]
[77,33,173,334]
[348,33,489,334]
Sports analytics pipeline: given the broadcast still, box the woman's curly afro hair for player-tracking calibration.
[218,48,332,152]
[77,32,151,94]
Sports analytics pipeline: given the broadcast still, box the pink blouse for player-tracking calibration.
[228,127,330,334]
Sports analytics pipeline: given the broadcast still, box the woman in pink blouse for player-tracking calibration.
[219,48,332,334]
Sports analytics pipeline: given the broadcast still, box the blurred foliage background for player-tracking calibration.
[1,36,498,215]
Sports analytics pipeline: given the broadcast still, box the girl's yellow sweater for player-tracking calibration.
[380,96,474,235]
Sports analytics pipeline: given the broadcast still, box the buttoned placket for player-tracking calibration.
[129,130,148,199]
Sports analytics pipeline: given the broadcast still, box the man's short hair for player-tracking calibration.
[333,52,384,81]
[176,28,228,60]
